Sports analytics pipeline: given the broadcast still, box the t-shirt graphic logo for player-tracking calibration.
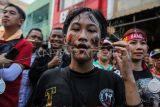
[45,87,56,107]
[99,88,114,107]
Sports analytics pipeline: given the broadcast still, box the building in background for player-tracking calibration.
[23,0,54,40]
[53,0,107,27]
[9,0,28,10]
[23,0,160,50]
[23,0,108,40]
[0,0,28,34]
[107,0,160,51]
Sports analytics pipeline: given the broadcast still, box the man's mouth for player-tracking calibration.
[75,44,89,50]
[72,44,90,55]
[2,19,9,22]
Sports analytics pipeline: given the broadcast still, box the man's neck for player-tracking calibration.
[69,59,94,73]
[132,59,143,71]
[3,26,20,40]
[98,59,109,68]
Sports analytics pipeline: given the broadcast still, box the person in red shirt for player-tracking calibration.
[0,3,32,107]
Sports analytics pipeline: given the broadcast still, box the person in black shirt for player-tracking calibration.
[28,27,70,87]
[122,28,160,106]
[27,7,142,107]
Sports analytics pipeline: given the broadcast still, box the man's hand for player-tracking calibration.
[0,53,13,67]
[113,41,142,106]
[47,54,61,69]
[0,53,13,64]
[112,41,135,82]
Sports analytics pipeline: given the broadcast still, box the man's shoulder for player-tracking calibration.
[96,67,122,80]
[17,39,32,46]
[41,67,65,79]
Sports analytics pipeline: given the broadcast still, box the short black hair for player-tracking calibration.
[49,27,64,37]
[63,7,108,39]
[53,27,63,30]
[4,3,26,20]
[26,28,43,40]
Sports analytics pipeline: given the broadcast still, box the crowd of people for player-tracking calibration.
[0,3,160,107]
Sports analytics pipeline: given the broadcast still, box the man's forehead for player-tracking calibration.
[30,30,42,35]
[71,12,98,24]
[4,6,18,12]
[52,29,62,33]
[51,29,63,36]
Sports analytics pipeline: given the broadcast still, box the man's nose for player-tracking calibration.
[78,30,88,42]
[135,42,142,49]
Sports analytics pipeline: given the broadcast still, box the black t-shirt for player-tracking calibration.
[133,69,160,106]
[29,49,71,87]
[27,67,125,107]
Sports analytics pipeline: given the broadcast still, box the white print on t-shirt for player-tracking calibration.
[99,88,114,107]
[136,78,160,106]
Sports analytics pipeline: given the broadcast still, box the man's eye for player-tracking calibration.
[71,28,80,31]
[141,41,147,45]
[10,11,16,15]
[130,42,136,45]
[3,10,7,14]
[88,29,96,33]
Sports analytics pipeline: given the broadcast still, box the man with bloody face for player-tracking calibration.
[27,8,142,107]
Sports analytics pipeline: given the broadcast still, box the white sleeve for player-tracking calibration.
[0,63,23,81]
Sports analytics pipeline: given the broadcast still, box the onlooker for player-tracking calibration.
[93,39,113,71]
[0,3,32,107]
[28,27,70,88]
[150,49,160,78]
[93,39,121,76]
[27,7,141,107]
[144,53,153,69]
[18,28,43,107]
[122,28,160,106]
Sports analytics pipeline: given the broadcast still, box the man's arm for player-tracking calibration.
[29,57,49,86]
[0,63,23,81]
[113,41,142,106]
[0,53,13,67]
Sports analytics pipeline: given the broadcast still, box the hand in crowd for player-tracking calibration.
[113,41,135,82]
[47,52,62,68]
[0,53,13,67]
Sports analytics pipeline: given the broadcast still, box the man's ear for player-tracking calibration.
[18,18,24,26]
[64,37,68,45]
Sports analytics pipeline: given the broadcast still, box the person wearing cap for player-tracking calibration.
[93,39,121,75]
[150,49,160,78]
[123,28,160,106]
[143,53,153,69]
[93,39,113,71]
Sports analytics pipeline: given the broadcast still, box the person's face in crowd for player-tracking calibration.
[152,54,160,70]
[98,45,112,62]
[143,54,149,64]
[128,39,148,61]
[2,6,23,27]
[66,12,100,62]
[49,29,64,49]
[27,30,43,50]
